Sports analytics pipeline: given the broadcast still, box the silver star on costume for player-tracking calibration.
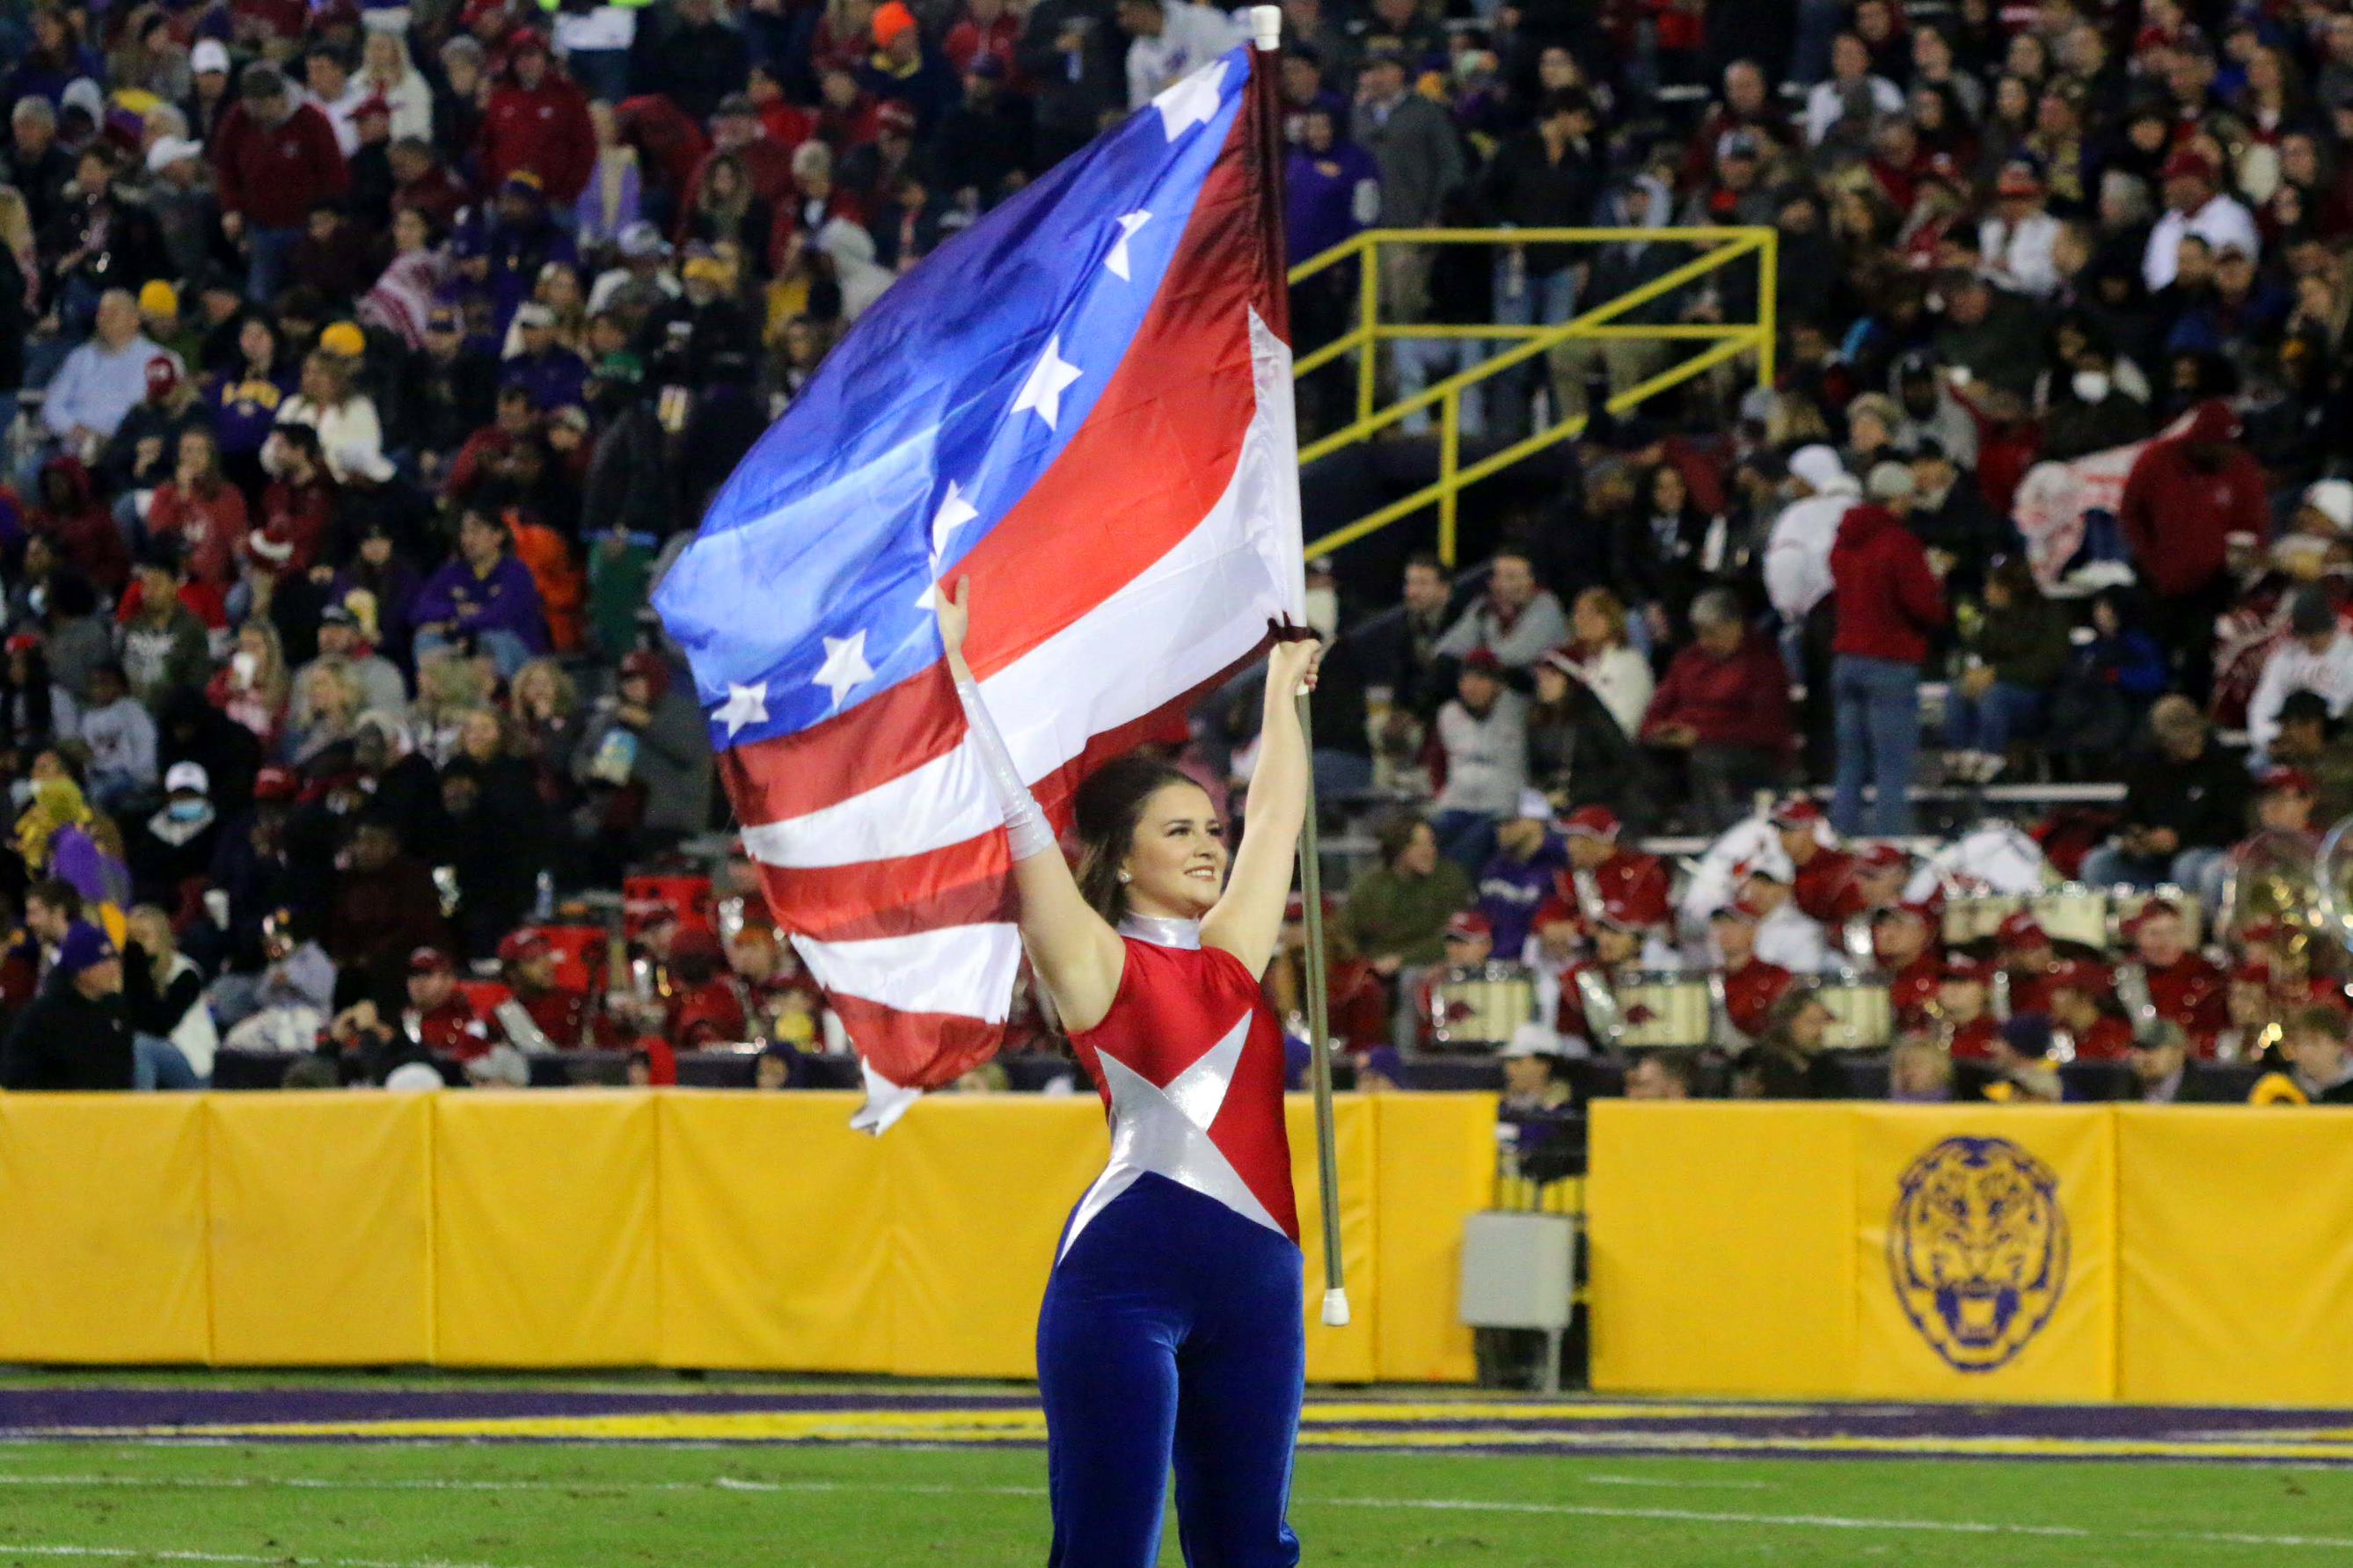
[1059,1008,1282,1258]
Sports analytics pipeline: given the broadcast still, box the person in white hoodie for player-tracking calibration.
[1764,444,1859,627]
[2247,585,2353,762]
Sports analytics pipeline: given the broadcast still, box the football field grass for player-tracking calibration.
[4,1377,2353,1567]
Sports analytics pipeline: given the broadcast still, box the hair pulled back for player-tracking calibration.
[1071,753,1200,923]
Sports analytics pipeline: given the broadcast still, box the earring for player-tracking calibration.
[1117,870,1132,884]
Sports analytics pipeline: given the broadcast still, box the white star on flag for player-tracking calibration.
[1153,59,1225,140]
[930,480,979,558]
[812,630,874,711]
[1105,211,1152,281]
[1011,335,1083,431]
[714,681,769,738]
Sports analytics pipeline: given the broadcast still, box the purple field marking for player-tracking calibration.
[4,1385,2353,1462]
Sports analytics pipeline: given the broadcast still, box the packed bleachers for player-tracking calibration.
[2,0,2352,1112]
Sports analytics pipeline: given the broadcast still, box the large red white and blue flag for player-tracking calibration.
[653,39,1304,1116]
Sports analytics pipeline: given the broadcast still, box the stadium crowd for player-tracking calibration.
[1,0,2351,1112]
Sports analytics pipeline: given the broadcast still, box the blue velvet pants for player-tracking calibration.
[1036,1172,1305,1567]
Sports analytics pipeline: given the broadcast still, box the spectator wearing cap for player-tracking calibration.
[1736,858,1833,976]
[2102,700,2251,896]
[574,649,712,869]
[398,304,500,472]
[1341,812,1472,994]
[1828,461,1948,837]
[478,33,596,207]
[1557,803,1670,930]
[935,47,1032,212]
[2248,585,2353,764]
[1981,162,2063,297]
[1349,47,1464,326]
[1640,588,1795,831]
[124,760,221,905]
[501,302,589,413]
[2126,1021,2223,1104]
[396,945,493,1061]
[486,928,603,1051]
[40,290,178,465]
[1433,547,1568,672]
[211,66,350,303]
[1472,789,1567,960]
[2144,146,2259,293]
[1428,649,1527,869]
[99,352,209,507]
[0,923,134,1091]
[1871,902,1941,1029]
[1709,898,1795,1049]
[1765,798,1847,923]
[411,507,550,677]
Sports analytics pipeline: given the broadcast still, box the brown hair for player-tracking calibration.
[1071,754,1201,923]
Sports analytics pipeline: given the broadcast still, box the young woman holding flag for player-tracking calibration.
[938,576,1319,1567]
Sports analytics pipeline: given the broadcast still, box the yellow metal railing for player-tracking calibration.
[1285,226,1779,564]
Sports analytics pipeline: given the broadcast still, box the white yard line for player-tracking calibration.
[4,1470,2350,1554]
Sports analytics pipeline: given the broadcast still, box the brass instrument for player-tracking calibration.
[2219,828,2323,954]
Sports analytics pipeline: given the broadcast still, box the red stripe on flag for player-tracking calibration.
[826,993,1008,1090]
[756,650,1256,944]
[718,103,1274,830]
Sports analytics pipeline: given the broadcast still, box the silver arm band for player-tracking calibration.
[954,675,1056,861]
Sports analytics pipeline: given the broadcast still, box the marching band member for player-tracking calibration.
[2235,920,2347,1010]
[1772,798,1854,924]
[1934,958,2003,1061]
[1736,859,1834,974]
[2212,960,2288,1064]
[1708,899,1794,1050]
[2113,898,2225,1049]
[1557,805,1671,927]
[1870,901,1941,1028]
[2045,959,2135,1061]
[1992,911,2076,1017]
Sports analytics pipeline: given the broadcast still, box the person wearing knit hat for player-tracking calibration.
[0,923,135,1090]
[318,320,367,358]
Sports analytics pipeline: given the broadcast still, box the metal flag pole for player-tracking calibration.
[1294,685,1349,1327]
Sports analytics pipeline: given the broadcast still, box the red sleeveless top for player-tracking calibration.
[1063,935,1298,1252]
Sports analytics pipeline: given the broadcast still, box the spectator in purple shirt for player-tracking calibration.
[408,507,547,677]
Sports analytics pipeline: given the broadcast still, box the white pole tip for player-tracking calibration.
[1320,1287,1351,1327]
[1250,4,1282,50]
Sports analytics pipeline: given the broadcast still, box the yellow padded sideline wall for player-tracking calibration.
[0,1095,211,1363]
[0,1090,1488,1379]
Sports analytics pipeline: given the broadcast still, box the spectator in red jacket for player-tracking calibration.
[143,429,248,589]
[209,65,349,303]
[1640,587,1795,830]
[478,32,596,207]
[2116,397,2270,700]
[1828,463,1949,837]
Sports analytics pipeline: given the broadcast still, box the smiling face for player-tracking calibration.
[1119,781,1228,920]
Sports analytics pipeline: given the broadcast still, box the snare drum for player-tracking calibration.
[1943,893,2025,946]
[1816,970,1894,1049]
[2032,883,2110,951]
[1428,963,1535,1049]
[1610,971,1713,1048]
